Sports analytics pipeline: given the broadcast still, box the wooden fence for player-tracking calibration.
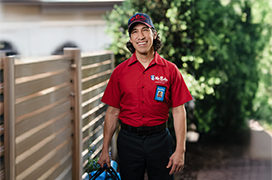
[1,53,4,180]
[0,49,114,180]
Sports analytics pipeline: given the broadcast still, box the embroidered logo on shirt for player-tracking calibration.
[151,75,168,84]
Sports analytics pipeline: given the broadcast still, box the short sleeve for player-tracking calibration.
[170,65,193,107]
[101,68,121,108]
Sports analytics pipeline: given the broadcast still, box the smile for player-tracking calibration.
[138,42,147,46]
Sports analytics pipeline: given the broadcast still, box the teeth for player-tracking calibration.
[138,42,146,45]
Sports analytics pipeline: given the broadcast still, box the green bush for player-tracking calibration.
[104,0,271,139]
[251,0,272,126]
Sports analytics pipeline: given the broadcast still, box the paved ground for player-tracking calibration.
[196,122,272,180]
[197,157,271,180]
[144,121,272,180]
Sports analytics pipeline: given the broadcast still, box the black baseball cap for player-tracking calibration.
[128,13,155,33]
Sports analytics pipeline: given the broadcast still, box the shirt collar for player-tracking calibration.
[127,52,166,67]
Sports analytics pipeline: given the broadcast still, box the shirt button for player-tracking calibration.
[142,116,145,118]
[142,86,144,89]
[142,101,144,104]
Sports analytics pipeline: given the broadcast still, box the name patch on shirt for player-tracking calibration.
[154,85,166,101]
[151,75,168,84]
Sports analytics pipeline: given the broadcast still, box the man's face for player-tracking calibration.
[129,23,156,56]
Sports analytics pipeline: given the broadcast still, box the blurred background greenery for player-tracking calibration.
[103,0,272,141]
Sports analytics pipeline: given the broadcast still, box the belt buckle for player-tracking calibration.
[136,128,151,135]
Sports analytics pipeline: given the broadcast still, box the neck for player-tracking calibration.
[136,50,155,69]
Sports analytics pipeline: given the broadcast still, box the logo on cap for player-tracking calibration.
[129,14,146,24]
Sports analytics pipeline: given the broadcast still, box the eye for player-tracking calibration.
[143,28,149,31]
[131,30,137,34]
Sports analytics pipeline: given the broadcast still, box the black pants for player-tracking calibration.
[117,128,174,180]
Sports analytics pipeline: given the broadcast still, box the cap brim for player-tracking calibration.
[128,21,152,32]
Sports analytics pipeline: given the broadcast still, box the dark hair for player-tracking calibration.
[126,28,163,53]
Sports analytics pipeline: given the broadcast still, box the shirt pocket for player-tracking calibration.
[146,81,171,114]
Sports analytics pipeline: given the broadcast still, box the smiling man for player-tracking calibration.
[97,13,193,180]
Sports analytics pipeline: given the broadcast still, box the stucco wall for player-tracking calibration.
[0,4,113,57]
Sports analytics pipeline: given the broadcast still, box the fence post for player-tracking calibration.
[64,48,83,180]
[3,56,15,180]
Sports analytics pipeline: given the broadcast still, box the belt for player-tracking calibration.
[121,122,166,135]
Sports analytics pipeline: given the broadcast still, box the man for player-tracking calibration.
[97,13,193,180]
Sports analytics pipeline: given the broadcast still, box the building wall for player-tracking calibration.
[0,2,120,57]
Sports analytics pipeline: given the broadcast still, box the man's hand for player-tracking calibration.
[166,151,185,175]
[97,150,111,168]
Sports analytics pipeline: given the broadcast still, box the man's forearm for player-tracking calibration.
[98,106,120,167]
[167,104,187,174]
[101,106,120,152]
[172,105,187,153]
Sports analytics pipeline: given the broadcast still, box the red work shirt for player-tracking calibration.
[101,52,193,127]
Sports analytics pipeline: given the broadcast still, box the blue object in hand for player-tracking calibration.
[90,171,106,180]
[111,160,118,172]
[89,160,121,180]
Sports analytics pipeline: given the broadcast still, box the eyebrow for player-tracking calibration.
[131,26,149,32]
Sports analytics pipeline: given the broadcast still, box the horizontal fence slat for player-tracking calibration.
[0,58,3,70]
[15,55,70,65]
[16,120,71,169]
[82,132,103,165]
[0,102,3,115]
[15,70,70,99]
[81,54,111,66]
[16,97,70,124]
[0,124,3,136]
[82,61,111,79]
[52,163,72,180]
[82,93,103,116]
[49,157,72,180]
[82,112,105,149]
[17,135,72,180]
[82,103,107,169]
[82,111,106,136]
[16,100,70,137]
[90,134,103,159]
[40,151,72,180]
[82,103,107,122]
[16,123,72,176]
[15,85,70,118]
[0,142,3,157]
[15,58,71,78]
[82,80,108,102]
[16,82,70,105]
[0,169,3,180]
[81,51,113,58]
[0,83,3,94]
[82,71,111,91]
[16,114,71,160]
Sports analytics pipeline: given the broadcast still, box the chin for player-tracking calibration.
[136,49,152,55]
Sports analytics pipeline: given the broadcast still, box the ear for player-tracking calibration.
[153,31,157,39]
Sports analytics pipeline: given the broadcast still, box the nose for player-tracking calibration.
[137,31,145,40]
